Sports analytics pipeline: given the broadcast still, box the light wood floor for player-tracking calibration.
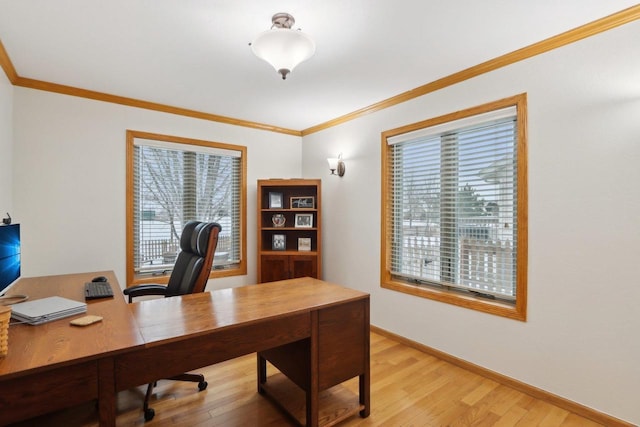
[11,332,606,427]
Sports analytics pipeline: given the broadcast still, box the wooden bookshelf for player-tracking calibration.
[257,179,322,283]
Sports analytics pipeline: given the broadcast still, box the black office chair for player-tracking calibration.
[123,220,222,421]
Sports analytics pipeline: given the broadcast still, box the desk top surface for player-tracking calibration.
[0,271,145,378]
[131,277,369,344]
[0,274,368,379]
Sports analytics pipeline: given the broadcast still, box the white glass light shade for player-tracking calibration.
[251,29,315,79]
[327,156,345,177]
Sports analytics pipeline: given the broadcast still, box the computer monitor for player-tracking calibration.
[0,224,21,296]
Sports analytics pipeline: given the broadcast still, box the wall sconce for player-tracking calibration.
[327,154,345,177]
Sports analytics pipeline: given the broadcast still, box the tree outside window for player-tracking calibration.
[126,131,246,285]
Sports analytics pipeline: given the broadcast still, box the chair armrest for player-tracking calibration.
[123,284,168,303]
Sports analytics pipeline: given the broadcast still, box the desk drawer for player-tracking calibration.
[0,361,98,425]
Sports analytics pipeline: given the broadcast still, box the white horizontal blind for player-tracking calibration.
[133,141,242,275]
[389,112,518,300]
[133,138,242,158]
[387,107,516,145]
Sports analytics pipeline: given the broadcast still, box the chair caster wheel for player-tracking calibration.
[198,380,208,391]
[144,407,155,421]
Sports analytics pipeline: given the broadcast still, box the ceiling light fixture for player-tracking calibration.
[250,13,315,80]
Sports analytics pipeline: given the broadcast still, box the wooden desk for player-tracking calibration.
[0,274,369,427]
[117,277,370,427]
[0,271,144,425]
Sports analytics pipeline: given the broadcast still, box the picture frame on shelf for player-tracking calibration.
[290,196,315,209]
[298,238,311,251]
[294,213,313,228]
[272,234,286,251]
[268,192,283,209]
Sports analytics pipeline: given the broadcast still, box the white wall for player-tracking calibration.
[12,88,302,289]
[0,71,12,214]
[302,22,640,424]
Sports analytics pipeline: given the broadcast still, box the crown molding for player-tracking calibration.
[0,39,18,84]
[11,76,302,136]
[301,4,640,136]
[1,39,301,136]
[1,5,638,137]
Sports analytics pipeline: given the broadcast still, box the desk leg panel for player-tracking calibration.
[115,312,310,390]
[360,299,370,417]
[259,299,370,426]
[98,357,117,427]
[260,299,370,392]
[0,361,98,425]
[317,299,369,390]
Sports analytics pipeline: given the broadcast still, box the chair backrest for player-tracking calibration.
[164,221,222,297]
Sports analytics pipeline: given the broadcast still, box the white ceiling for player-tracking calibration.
[0,1,637,132]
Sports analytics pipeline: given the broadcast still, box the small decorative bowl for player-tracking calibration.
[272,214,286,227]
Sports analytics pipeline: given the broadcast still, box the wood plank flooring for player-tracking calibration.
[9,332,607,427]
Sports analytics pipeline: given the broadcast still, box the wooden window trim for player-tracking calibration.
[126,130,247,286]
[380,94,528,321]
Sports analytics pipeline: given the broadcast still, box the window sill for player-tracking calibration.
[381,277,526,321]
[129,264,246,287]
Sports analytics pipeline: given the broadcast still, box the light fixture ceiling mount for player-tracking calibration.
[250,13,316,80]
[271,12,295,29]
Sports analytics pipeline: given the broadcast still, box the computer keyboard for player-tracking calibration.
[84,281,114,300]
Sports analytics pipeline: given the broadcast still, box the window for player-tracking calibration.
[381,94,528,320]
[126,130,247,285]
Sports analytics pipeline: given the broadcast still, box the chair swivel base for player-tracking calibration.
[143,374,208,421]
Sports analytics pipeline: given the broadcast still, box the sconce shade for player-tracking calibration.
[327,156,345,177]
[251,14,315,80]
